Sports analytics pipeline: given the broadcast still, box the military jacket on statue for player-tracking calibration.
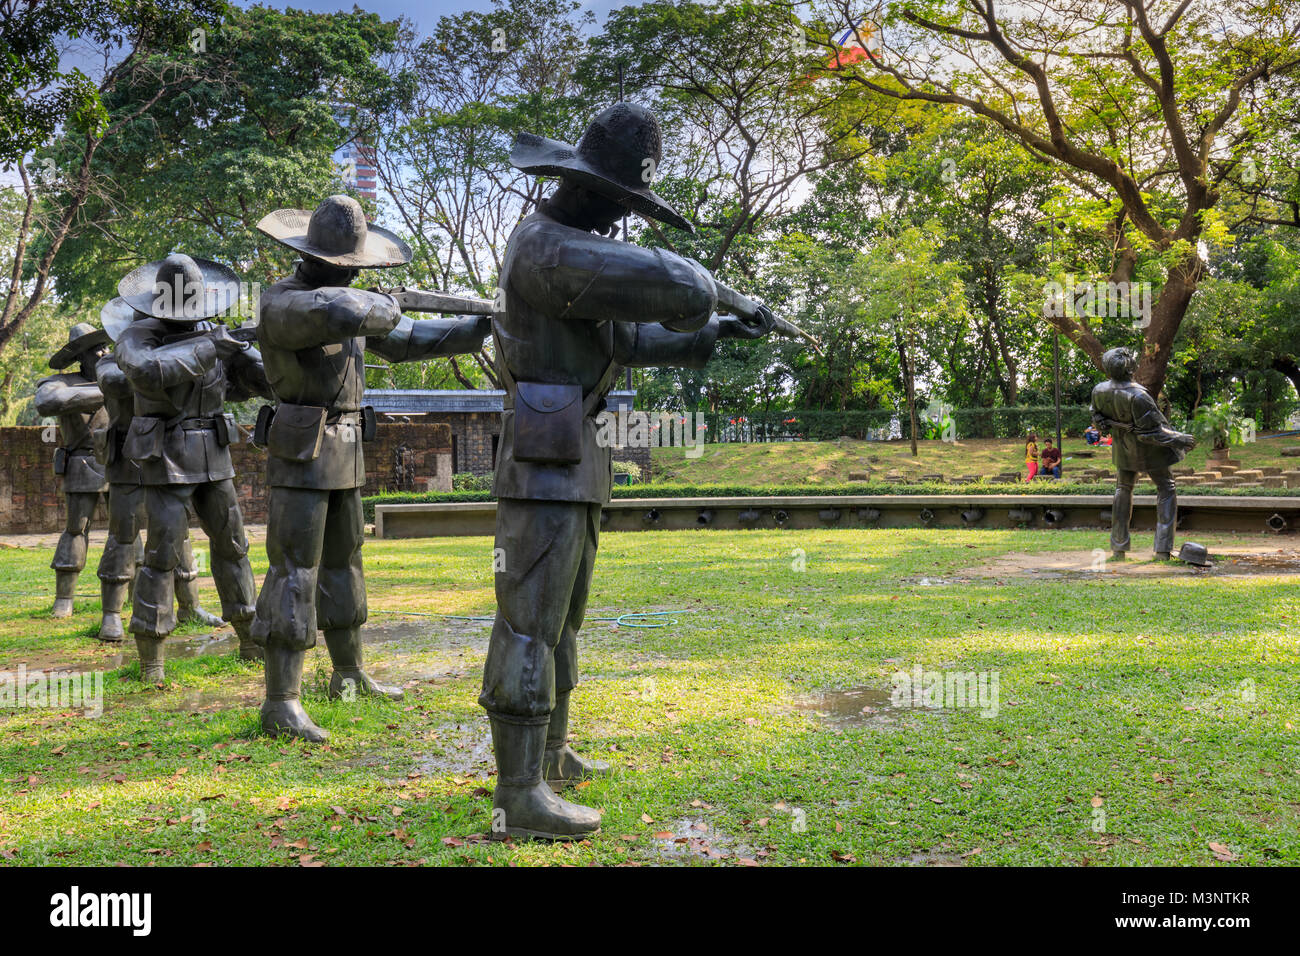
[1090,379,1188,473]
[34,372,109,494]
[494,212,721,504]
[115,318,271,485]
[258,267,489,490]
[94,354,145,486]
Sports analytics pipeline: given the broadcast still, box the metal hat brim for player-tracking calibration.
[100,297,136,342]
[50,328,111,370]
[509,133,695,234]
[117,256,241,322]
[256,208,413,269]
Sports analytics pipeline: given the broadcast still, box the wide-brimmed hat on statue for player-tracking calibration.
[100,297,136,342]
[257,194,412,269]
[1177,542,1211,567]
[117,253,240,322]
[509,103,694,234]
[49,322,111,370]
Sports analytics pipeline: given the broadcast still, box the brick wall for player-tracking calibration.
[0,423,451,534]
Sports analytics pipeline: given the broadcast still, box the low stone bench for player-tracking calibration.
[1261,466,1283,477]
[1262,476,1287,488]
[1283,470,1300,488]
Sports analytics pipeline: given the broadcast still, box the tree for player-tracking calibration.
[45,5,409,305]
[1,1,227,354]
[811,0,1300,394]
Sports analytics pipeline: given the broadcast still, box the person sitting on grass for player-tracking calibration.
[1024,431,1039,481]
[1040,438,1062,479]
[1084,423,1101,445]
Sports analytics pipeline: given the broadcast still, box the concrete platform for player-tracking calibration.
[374,494,1300,538]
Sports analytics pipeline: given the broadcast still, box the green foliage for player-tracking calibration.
[451,471,495,492]
[43,4,411,308]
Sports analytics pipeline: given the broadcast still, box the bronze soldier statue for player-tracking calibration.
[114,254,272,680]
[481,103,777,840]
[252,195,491,742]
[94,298,224,642]
[34,323,111,618]
[1090,347,1196,559]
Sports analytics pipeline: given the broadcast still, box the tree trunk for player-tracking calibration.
[1136,258,1203,395]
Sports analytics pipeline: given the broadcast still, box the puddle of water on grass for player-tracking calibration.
[646,817,751,864]
[899,850,965,867]
[413,721,495,776]
[791,686,900,727]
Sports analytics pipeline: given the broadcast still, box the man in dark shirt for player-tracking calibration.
[1040,439,1062,479]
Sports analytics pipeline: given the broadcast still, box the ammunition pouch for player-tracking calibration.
[513,382,584,465]
[267,403,327,463]
[52,446,68,476]
[214,412,239,448]
[253,404,274,447]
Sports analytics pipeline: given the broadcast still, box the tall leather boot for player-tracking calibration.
[175,573,225,629]
[97,580,130,642]
[135,636,165,683]
[489,715,601,841]
[260,644,327,743]
[324,627,402,701]
[543,691,611,786]
[231,618,264,662]
[52,570,78,619]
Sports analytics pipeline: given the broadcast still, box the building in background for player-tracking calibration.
[332,106,378,201]
[363,389,646,478]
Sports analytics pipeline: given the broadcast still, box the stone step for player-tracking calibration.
[1262,476,1287,488]
[1236,469,1264,480]
[1260,466,1283,476]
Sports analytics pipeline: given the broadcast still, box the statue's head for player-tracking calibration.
[1102,347,1137,382]
[49,322,110,372]
[510,102,694,235]
[257,194,411,275]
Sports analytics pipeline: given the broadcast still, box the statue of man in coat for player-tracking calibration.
[1090,347,1196,559]
[114,254,273,680]
[94,297,224,642]
[480,103,777,840]
[34,323,112,618]
[251,194,491,742]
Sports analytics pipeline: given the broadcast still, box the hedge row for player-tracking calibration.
[361,481,1299,523]
[697,406,1094,442]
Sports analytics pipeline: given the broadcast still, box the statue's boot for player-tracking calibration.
[232,618,263,662]
[1111,551,1127,562]
[135,636,165,683]
[260,644,328,743]
[175,574,225,629]
[1155,551,1172,561]
[52,570,78,619]
[543,691,611,787]
[325,627,401,700]
[97,580,129,643]
[489,716,601,841]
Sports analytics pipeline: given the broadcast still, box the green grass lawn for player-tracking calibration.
[650,437,1300,485]
[1,527,1297,867]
